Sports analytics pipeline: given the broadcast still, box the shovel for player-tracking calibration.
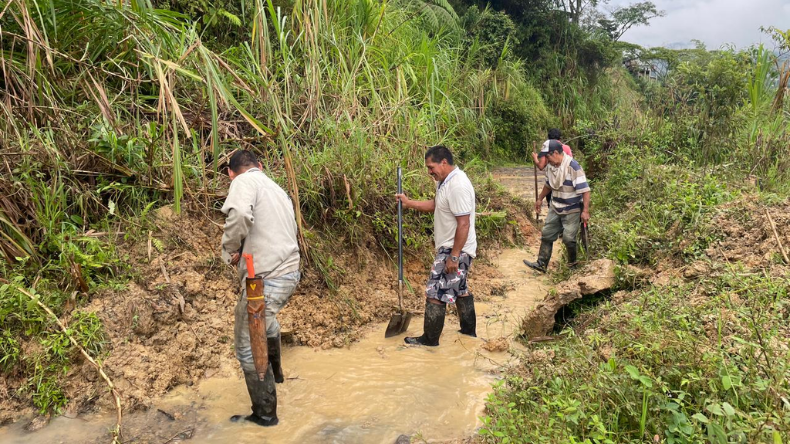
[532,142,540,226]
[385,166,412,338]
[581,221,590,254]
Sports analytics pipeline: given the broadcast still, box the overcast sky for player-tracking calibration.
[606,0,790,50]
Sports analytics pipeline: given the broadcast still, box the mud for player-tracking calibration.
[707,198,790,274]
[1,166,547,441]
[0,246,547,443]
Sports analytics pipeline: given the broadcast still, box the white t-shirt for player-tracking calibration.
[434,168,477,257]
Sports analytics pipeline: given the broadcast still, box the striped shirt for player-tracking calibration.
[545,160,590,214]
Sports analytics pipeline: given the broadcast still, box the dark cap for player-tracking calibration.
[546,139,564,154]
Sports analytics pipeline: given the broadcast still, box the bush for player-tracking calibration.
[482,270,790,443]
[461,5,519,69]
[489,82,550,159]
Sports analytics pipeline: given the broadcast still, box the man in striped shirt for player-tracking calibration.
[524,140,591,273]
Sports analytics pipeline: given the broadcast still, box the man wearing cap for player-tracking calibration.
[532,128,573,171]
[395,145,477,346]
[532,128,573,207]
[524,140,590,273]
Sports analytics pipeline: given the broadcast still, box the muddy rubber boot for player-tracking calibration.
[455,295,477,337]
[268,335,284,384]
[404,302,446,346]
[565,241,578,269]
[230,367,278,426]
[523,241,553,273]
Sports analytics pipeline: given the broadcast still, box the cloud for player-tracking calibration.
[604,0,789,49]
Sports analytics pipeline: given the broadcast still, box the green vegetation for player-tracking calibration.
[0,0,540,415]
[481,26,790,444]
[1,0,788,439]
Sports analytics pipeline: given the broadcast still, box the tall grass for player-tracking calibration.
[1,0,539,416]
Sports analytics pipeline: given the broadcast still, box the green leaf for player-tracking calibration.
[721,375,731,390]
[692,413,709,424]
[218,9,242,26]
[707,423,728,444]
[721,402,735,416]
[706,403,724,416]
[70,215,84,225]
[625,365,640,379]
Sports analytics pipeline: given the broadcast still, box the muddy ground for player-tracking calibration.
[0,170,536,428]
[4,166,788,440]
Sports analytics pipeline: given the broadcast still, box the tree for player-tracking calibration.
[554,0,600,24]
[597,1,664,42]
[461,6,519,68]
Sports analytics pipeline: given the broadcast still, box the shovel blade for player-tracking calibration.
[581,223,590,253]
[384,312,412,338]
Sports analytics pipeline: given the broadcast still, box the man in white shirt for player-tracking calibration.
[220,150,301,426]
[395,145,477,346]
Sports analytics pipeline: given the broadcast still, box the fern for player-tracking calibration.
[396,0,459,31]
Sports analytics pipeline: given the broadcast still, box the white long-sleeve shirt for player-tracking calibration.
[220,168,300,284]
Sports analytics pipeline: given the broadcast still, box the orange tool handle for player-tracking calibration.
[242,253,255,279]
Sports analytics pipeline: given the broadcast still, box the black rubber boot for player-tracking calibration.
[565,241,578,269]
[456,295,477,337]
[230,367,278,426]
[523,240,553,273]
[404,301,446,346]
[268,335,284,384]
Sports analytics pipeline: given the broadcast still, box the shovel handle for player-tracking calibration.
[242,253,255,279]
[397,167,403,282]
[397,166,404,311]
[533,142,540,223]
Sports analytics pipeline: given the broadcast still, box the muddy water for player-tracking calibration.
[0,248,546,444]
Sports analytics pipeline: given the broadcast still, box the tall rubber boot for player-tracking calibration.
[404,302,446,346]
[523,240,553,273]
[565,241,578,269]
[268,335,284,384]
[230,366,278,426]
[456,295,477,337]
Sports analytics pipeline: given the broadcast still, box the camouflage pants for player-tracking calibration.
[425,247,473,304]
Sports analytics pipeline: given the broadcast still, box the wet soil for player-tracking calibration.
[0,167,550,442]
[0,245,547,443]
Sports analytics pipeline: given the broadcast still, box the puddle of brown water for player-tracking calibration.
[1,248,546,444]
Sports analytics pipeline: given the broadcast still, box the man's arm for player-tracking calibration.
[444,214,469,275]
[532,153,548,171]
[395,194,435,213]
[581,191,591,223]
[535,184,550,216]
[221,181,256,264]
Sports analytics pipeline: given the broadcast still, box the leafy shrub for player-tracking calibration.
[461,5,519,69]
[489,82,550,159]
[592,148,731,265]
[483,271,790,443]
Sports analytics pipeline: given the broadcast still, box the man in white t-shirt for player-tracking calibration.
[395,145,477,346]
